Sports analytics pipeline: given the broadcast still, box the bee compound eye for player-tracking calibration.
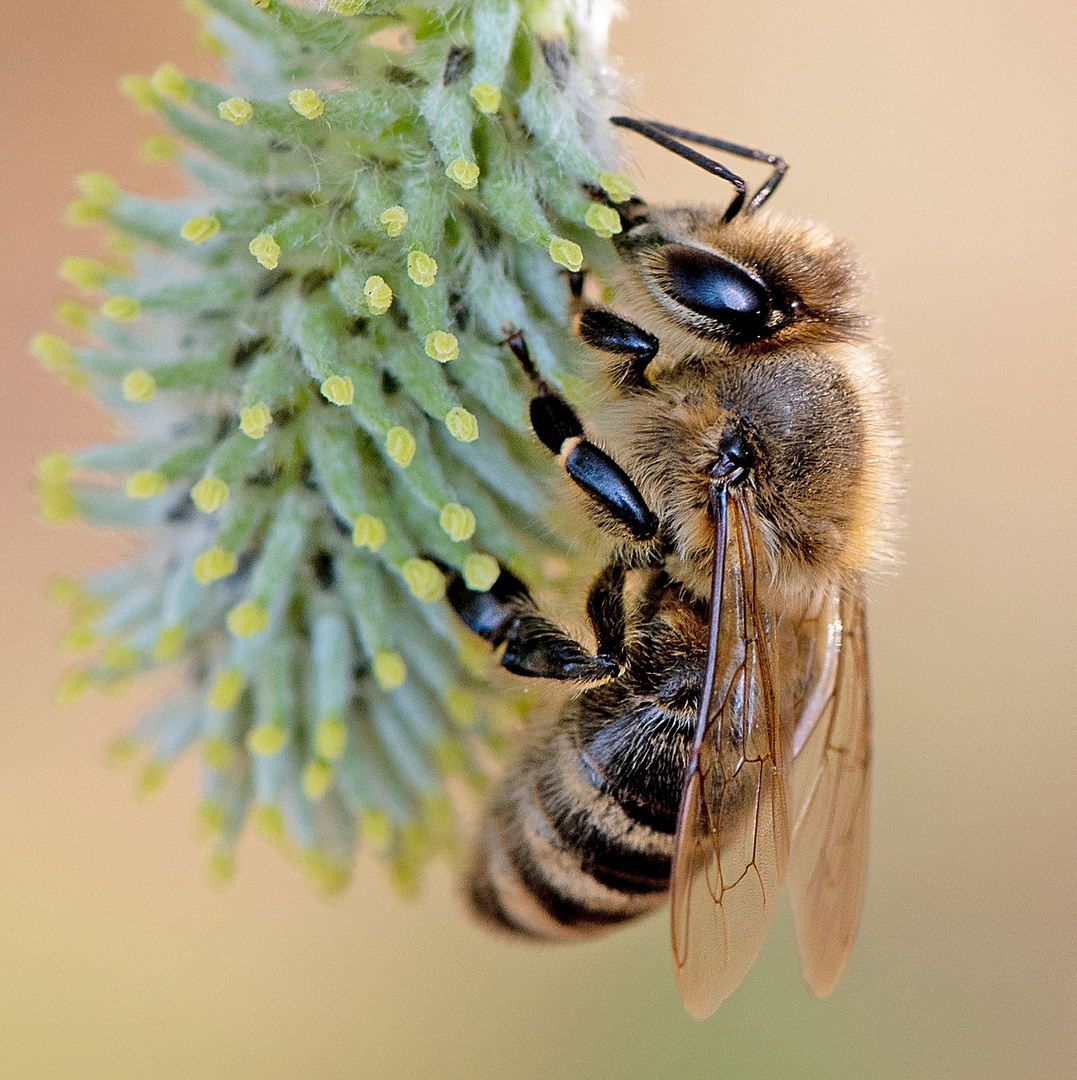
[661,245,771,332]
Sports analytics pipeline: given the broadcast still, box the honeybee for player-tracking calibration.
[442,118,901,1019]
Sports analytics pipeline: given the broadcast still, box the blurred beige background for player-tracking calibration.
[2,1,1075,1077]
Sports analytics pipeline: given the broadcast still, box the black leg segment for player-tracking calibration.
[577,307,658,388]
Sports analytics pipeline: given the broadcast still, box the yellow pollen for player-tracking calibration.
[60,257,108,291]
[203,736,233,771]
[76,172,119,208]
[315,714,347,759]
[597,171,638,203]
[138,761,169,797]
[151,64,191,103]
[227,600,269,638]
[191,476,229,513]
[288,88,325,119]
[181,215,221,243]
[445,158,480,189]
[208,668,245,710]
[320,374,355,406]
[548,237,583,272]
[207,849,235,884]
[192,546,238,585]
[197,799,226,837]
[126,471,169,498]
[385,426,416,467]
[218,97,254,125]
[30,333,76,370]
[239,401,272,438]
[585,203,622,239]
[439,502,476,541]
[373,651,406,690]
[62,625,96,652]
[360,809,393,853]
[54,300,91,329]
[379,205,408,237]
[198,29,228,57]
[122,369,157,402]
[56,670,90,705]
[153,624,185,661]
[352,514,387,551]
[444,406,478,442]
[100,295,141,322]
[407,249,437,287]
[401,558,446,602]
[363,275,393,315]
[424,330,459,363]
[247,723,289,756]
[120,74,159,111]
[253,803,285,840]
[102,641,138,670]
[469,82,502,114]
[141,135,180,162]
[463,552,500,591]
[302,759,333,801]
[248,233,280,269]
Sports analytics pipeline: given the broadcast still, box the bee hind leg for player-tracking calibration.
[442,559,624,682]
[503,330,658,541]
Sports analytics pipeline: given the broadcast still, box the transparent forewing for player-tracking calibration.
[786,586,871,998]
[670,493,790,1020]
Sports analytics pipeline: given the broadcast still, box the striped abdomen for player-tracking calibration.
[468,679,699,939]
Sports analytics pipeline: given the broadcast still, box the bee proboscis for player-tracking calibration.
[442,117,901,1019]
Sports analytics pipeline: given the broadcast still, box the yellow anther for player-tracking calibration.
[548,237,583,272]
[204,735,233,769]
[56,670,90,705]
[446,157,480,189]
[320,374,355,406]
[54,300,91,329]
[248,232,280,269]
[102,641,138,670]
[253,804,285,841]
[191,476,229,513]
[379,205,408,237]
[218,97,253,125]
[30,333,76,371]
[65,198,106,226]
[239,401,272,438]
[193,546,238,584]
[401,558,446,602]
[373,651,406,690]
[126,470,168,498]
[38,452,71,483]
[76,171,119,208]
[424,330,459,363]
[444,406,478,442]
[439,502,476,541]
[469,81,502,114]
[407,249,437,287]
[141,135,180,162]
[288,88,325,119]
[315,714,347,759]
[227,599,269,638]
[207,849,235,884]
[197,799,226,837]
[153,624,185,661]
[106,231,134,259]
[46,576,79,605]
[122,369,157,402]
[302,759,333,801]
[138,761,169,797]
[385,426,416,468]
[181,215,221,244]
[207,668,244,710]
[463,552,500,591]
[105,736,139,766]
[597,171,638,203]
[352,514,387,551]
[360,808,393,853]
[120,74,159,111]
[247,723,289,756]
[60,257,108,291]
[40,483,78,524]
[151,63,191,103]
[184,0,213,18]
[445,685,478,726]
[100,295,140,322]
[62,625,96,652]
[585,203,622,239]
[363,275,393,315]
[326,0,367,14]
[198,29,228,57]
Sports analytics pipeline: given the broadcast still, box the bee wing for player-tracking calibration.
[670,490,790,1020]
[786,585,871,998]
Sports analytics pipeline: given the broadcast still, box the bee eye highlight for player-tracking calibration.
[661,246,771,332]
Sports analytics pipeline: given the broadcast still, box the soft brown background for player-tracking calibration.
[2,1,1075,1077]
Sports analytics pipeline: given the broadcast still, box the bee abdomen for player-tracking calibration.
[467,727,674,940]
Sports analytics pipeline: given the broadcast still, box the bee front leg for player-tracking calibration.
[504,331,658,542]
[444,561,620,682]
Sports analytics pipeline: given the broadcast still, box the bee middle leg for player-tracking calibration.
[444,558,627,681]
[504,330,657,541]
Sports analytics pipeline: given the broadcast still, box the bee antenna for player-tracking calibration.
[609,117,788,222]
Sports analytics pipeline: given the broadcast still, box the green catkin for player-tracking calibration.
[39,0,622,891]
